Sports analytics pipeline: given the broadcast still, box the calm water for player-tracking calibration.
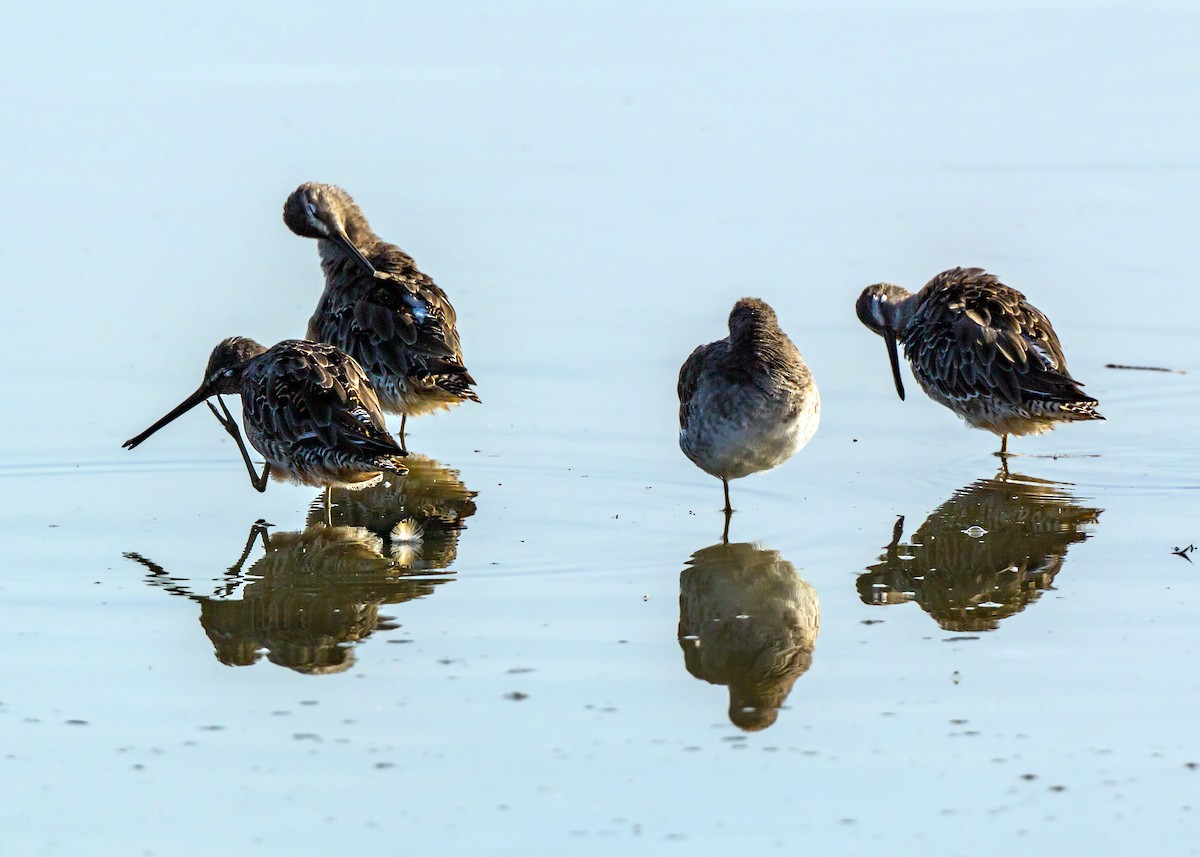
[3,2,1199,854]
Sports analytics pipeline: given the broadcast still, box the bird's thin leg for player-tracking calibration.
[324,486,332,527]
[721,507,732,545]
[1001,434,1009,457]
[398,413,409,453]
[207,397,270,492]
[722,478,732,516]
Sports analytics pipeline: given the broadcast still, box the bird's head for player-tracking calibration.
[122,337,267,450]
[727,297,780,342]
[282,182,378,276]
[203,336,267,395]
[855,283,914,400]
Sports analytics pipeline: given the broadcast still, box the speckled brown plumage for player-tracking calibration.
[128,523,450,674]
[857,471,1101,632]
[304,454,478,572]
[856,267,1103,452]
[679,541,819,731]
[283,183,478,447]
[124,338,407,493]
[238,340,409,487]
[678,298,819,523]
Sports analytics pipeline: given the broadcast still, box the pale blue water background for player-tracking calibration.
[2,2,1199,854]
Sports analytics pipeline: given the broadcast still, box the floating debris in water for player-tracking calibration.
[1105,363,1186,374]
[1171,544,1196,563]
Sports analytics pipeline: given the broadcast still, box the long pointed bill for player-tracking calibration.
[884,329,906,400]
[332,228,378,277]
[123,383,214,450]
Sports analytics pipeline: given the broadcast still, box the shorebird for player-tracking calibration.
[306,454,478,572]
[282,182,478,450]
[679,541,819,731]
[678,298,820,536]
[856,267,1103,456]
[858,471,1100,632]
[123,338,408,517]
[128,522,451,673]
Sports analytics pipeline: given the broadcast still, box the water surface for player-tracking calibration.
[2,2,1199,854]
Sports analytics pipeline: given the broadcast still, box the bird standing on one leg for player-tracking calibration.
[678,298,820,540]
[855,267,1103,457]
[283,182,479,451]
[123,338,409,521]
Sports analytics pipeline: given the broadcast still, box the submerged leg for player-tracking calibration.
[721,507,732,545]
[207,397,270,492]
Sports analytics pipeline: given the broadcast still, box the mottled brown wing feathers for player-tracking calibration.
[677,343,712,427]
[244,342,402,458]
[907,269,1094,406]
[370,246,463,358]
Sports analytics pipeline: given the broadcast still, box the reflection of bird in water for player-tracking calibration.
[678,542,820,732]
[678,298,819,539]
[855,267,1103,457]
[858,471,1101,632]
[283,182,479,450]
[304,454,478,572]
[122,338,407,520]
[125,519,460,674]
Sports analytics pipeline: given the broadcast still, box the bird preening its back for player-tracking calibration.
[855,267,1103,455]
[678,297,820,537]
[123,338,408,511]
[283,182,478,450]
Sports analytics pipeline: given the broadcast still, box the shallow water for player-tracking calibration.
[3,2,1200,854]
